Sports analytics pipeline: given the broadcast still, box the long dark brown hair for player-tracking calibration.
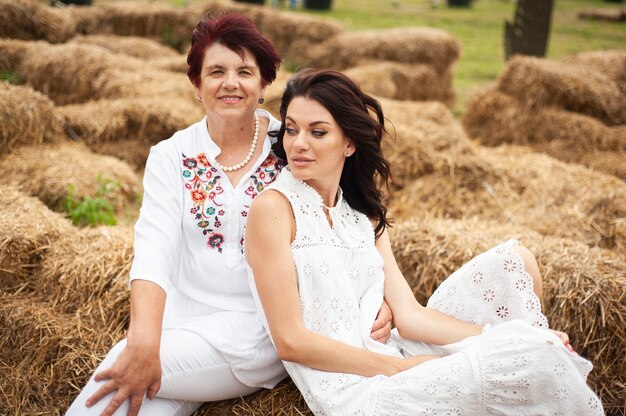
[272,69,392,237]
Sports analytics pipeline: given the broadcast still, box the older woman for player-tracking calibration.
[66,13,392,416]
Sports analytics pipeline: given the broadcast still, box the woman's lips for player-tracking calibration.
[290,157,314,167]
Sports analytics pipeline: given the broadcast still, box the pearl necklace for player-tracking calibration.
[214,113,259,172]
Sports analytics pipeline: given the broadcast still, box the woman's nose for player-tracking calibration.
[293,132,309,151]
[222,72,238,89]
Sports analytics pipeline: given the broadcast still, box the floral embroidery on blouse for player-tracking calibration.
[182,152,285,253]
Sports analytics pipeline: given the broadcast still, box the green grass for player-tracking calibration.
[168,0,625,115]
[64,176,121,227]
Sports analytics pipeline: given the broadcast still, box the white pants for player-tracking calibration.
[65,329,260,416]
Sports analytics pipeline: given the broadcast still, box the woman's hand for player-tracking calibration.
[371,300,393,343]
[85,344,162,416]
[550,329,577,354]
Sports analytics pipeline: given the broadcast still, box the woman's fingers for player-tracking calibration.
[86,379,116,408]
[551,329,577,353]
[127,393,145,416]
[371,320,393,343]
[100,389,131,416]
[146,380,161,400]
[93,368,112,383]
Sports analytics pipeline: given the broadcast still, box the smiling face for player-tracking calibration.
[195,42,265,122]
[283,96,355,198]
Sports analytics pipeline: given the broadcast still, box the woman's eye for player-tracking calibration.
[285,127,298,135]
[209,70,223,76]
[239,70,252,76]
[312,130,327,137]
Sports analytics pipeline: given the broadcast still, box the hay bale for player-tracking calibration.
[150,55,189,73]
[0,186,72,292]
[345,61,455,107]
[0,142,141,211]
[35,225,133,319]
[530,137,626,181]
[59,96,203,169]
[496,56,626,126]
[68,1,193,51]
[389,144,626,251]
[578,7,626,23]
[0,291,124,415]
[378,97,457,127]
[0,0,75,43]
[379,102,488,189]
[299,27,460,75]
[0,39,30,73]
[462,87,626,150]
[562,50,626,95]
[59,97,203,145]
[255,8,343,61]
[0,82,64,150]
[195,378,310,416]
[13,41,195,105]
[70,34,180,60]
[389,217,625,414]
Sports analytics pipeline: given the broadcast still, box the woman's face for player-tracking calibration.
[195,42,264,121]
[283,96,354,188]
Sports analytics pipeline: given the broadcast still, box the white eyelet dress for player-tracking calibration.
[247,168,604,416]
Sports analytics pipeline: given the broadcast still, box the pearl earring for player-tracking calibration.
[196,96,202,102]
[345,151,350,157]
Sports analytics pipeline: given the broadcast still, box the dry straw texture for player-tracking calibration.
[389,143,626,251]
[497,56,626,126]
[59,96,204,169]
[70,34,180,59]
[0,186,72,291]
[299,27,460,75]
[68,1,193,51]
[345,61,455,106]
[378,100,486,188]
[11,41,194,105]
[0,38,30,72]
[35,226,134,321]
[0,0,75,43]
[0,82,64,151]
[389,217,626,415]
[0,142,141,211]
[195,378,310,415]
[562,50,626,95]
[59,97,203,144]
[0,222,132,415]
[254,8,343,61]
[461,88,626,179]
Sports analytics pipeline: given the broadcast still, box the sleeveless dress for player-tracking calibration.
[247,168,604,416]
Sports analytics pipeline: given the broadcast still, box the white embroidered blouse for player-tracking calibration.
[129,109,286,388]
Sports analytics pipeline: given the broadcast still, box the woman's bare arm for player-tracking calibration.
[86,280,165,416]
[376,229,483,345]
[246,191,437,377]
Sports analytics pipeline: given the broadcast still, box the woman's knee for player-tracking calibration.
[513,245,543,300]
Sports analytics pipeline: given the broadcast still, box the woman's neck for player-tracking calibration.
[304,176,341,209]
[205,112,257,151]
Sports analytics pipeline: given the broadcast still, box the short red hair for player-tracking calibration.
[187,13,281,88]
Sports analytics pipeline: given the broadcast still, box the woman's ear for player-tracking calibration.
[345,140,356,157]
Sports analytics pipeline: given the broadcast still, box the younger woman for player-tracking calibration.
[245,69,603,415]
